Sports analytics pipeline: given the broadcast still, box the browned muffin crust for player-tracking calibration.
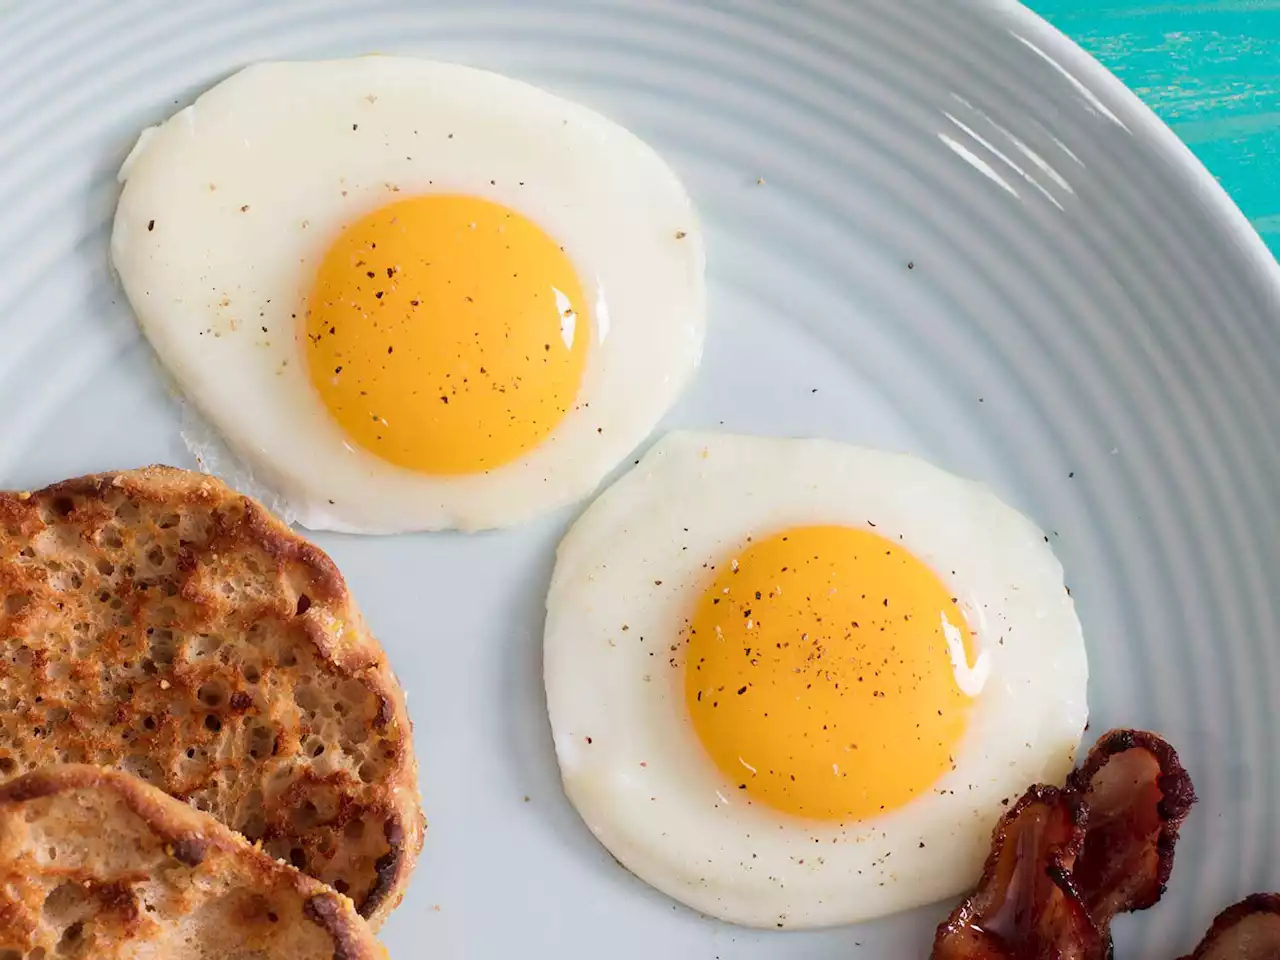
[0,467,423,924]
[0,764,387,959]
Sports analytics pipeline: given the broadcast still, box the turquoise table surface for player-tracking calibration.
[1033,1,1280,258]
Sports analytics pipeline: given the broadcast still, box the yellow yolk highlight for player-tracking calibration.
[305,196,589,474]
[684,525,980,822]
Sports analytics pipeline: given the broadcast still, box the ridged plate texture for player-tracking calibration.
[0,2,1277,957]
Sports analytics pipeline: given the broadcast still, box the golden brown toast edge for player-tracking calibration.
[0,763,387,959]
[0,466,425,924]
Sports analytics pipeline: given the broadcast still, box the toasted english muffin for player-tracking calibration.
[0,764,386,959]
[0,467,422,924]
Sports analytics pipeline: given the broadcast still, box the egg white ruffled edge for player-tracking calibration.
[544,430,1089,929]
[110,57,706,534]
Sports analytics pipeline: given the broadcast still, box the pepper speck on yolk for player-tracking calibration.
[684,525,981,822]
[305,195,589,475]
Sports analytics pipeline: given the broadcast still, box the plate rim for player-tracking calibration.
[995,0,1280,299]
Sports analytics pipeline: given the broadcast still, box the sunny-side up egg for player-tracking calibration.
[544,432,1089,929]
[110,58,704,533]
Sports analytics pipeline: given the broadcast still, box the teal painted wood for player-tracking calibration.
[1033,2,1280,257]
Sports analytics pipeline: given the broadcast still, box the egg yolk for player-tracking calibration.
[304,196,589,474]
[684,525,982,822]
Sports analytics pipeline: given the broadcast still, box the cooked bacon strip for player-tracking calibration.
[1178,893,1280,960]
[932,785,1105,960]
[1066,729,1196,928]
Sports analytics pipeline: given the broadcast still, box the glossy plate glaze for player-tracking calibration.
[0,2,1277,958]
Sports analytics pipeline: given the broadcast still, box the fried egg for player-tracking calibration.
[544,432,1088,928]
[111,58,704,533]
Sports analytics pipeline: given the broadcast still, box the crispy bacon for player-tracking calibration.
[1178,893,1280,960]
[1066,729,1196,929]
[932,786,1106,960]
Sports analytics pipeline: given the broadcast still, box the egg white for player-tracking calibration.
[111,57,704,533]
[543,431,1089,929]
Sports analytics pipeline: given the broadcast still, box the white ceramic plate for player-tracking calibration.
[1,2,1278,957]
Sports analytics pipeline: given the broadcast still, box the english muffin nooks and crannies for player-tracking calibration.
[0,765,385,960]
[544,432,1089,929]
[110,57,705,533]
[0,468,421,925]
